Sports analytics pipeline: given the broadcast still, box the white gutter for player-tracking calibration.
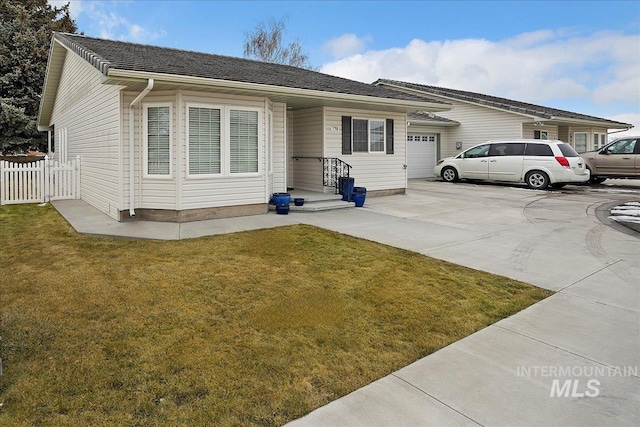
[128,79,154,217]
[106,69,449,112]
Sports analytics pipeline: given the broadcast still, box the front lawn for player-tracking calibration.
[0,204,551,426]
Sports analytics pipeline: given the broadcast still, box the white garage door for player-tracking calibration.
[407,134,437,178]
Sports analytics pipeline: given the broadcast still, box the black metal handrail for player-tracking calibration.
[291,156,352,193]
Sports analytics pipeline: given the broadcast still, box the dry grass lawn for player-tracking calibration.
[0,204,551,426]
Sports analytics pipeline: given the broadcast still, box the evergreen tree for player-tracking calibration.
[0,0,77,153]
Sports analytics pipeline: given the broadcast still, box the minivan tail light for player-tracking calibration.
[555,156,570,168]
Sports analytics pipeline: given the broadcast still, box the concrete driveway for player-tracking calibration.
[287,180,640,426]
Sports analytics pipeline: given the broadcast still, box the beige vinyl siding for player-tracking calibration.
[565,126,609,151]
[123,91,178,210]
[50,51,123,219]
[522,124,558,140]
[179,91,268,209]
[272,102,287,193]
[291,107,323,191]
[558,127,569,143]
[430,98,525,158]
[325,107,407,192]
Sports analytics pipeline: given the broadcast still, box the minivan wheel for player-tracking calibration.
[525,170,549,190]
[441,166,459,183]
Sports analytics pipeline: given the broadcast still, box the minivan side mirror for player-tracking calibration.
[600,148,610,155]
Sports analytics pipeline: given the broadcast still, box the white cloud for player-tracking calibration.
[606,113,640,138]
[48,0,83,20]
[323,34,371,58]
[320,30,640,110]
[55,0,166,44]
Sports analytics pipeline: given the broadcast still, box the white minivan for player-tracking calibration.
[434,140,590,189]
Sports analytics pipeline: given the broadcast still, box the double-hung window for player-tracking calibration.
[230,109,259,173]
[189,107,221,175]
[144,104,171,177]
[187,105,260,176]
[534,130,548,140]
[352,118,385,153]
[574,132,588,153]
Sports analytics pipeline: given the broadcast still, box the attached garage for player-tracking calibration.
[407,133,438,178]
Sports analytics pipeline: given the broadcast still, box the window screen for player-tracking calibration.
[369,120,385,152]
[353,119,368,152]
[189,107,221,174]
[147,106,170,175]
[230,109,258,173]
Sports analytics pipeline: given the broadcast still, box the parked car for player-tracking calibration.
[581,136,639,184]
[434,140,590,190]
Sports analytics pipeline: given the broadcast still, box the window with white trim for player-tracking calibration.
[144,104,171,176]
[230,109,259,173]
[369,120,384,152]
[534,130,548,140]
[342,116,393,155]
[189,106,221,175]
[594,133,607,149]
[186,105,260,176]
[574,132,588,153]
[352,118,385,153]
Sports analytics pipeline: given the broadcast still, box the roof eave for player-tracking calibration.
[376,81,546,119]
[378,80,635,130]
[107,69,451,112]
[408,119,460,127]
[38,38,66,130]
[546,116,633,129]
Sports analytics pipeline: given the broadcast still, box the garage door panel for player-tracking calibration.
[407,134,437,178]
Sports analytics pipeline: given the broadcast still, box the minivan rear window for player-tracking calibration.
[558,143,579,157]
[525,143,553,156]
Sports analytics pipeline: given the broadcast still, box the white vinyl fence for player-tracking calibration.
[1,155,80,205]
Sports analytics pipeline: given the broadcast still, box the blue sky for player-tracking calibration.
[53,1,640,133]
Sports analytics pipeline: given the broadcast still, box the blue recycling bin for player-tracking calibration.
[339,177,355,201]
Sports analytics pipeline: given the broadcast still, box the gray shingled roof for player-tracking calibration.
[54,33,446,105]
[376,79,631,127]
[407,112,459,125]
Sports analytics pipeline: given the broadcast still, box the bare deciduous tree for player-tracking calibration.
[243,17,312,69]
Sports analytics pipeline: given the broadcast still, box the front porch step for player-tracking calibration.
[269,190,356,213]
[292,199,355,212]
[269,199,355,213]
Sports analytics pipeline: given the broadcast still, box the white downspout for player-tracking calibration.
[128,79,154,217]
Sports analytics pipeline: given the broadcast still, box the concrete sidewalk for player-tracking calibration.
[52,181,640,426]
[52,199,299,240]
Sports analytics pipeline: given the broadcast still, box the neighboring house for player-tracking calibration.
[38,33,450,222]
[375,79,633,178]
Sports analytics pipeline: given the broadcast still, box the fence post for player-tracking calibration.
[44,155,50,203]
[0,160,4,205]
